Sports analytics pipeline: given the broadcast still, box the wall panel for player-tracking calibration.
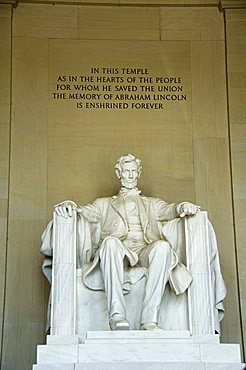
[1,37,49,369]
[226,8,246,356]
[0,3,12,364]
[78,6,160,40]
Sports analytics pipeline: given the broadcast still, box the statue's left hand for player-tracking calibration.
[177,202,201,218]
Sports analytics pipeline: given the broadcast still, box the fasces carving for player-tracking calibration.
[51,212,77,335]
[41,154,226,335]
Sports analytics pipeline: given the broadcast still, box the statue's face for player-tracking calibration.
[120,161,139,189]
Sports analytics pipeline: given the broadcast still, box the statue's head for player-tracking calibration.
[115,154,142,189]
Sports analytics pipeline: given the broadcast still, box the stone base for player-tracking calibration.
[33,363,246,370]
[33,331,244,369]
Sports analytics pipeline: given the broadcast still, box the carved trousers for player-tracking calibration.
[99,236,172,325]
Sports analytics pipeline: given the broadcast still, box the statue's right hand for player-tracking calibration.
[54,200,78,218]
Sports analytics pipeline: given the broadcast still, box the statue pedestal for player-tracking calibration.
[33,331,244,370]
[36,211,244,369]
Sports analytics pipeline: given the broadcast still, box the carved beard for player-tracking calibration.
[120,178,138,189]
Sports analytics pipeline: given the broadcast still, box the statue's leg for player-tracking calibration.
[99,237,129,330]
[139,240,172,328]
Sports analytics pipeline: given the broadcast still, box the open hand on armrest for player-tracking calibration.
[54,200,100,223]
[54,200,78,218]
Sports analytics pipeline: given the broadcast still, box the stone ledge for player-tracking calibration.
[86,329,191,339]
[5,0,222,8]
[36,341,241,364]
[37,344,78,364]
[47,335,79,345]
[220,0,246,9]
[33,362,246,370]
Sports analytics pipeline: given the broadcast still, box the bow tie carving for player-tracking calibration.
[120,187,142,197]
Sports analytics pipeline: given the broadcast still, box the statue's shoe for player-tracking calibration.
[109,317,130,331]
[141,322,161,330]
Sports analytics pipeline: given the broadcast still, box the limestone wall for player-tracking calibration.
[0,2,12,363]
[0,2,245,369]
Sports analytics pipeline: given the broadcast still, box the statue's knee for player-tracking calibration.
[151,240,171,257]
[100,237,123,257]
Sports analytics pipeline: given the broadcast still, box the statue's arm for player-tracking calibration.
[78,203,101,223]
[156,198,200,221]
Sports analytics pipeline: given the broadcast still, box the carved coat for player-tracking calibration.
[80,194,193,294]
[90,194,179,245]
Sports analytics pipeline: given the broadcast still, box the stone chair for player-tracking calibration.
[42,211,226,338]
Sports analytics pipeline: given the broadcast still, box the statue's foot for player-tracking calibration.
[141,322,161,330]
[109,317,130,331]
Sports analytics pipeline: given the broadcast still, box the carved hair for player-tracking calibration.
[115,154,142,179]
